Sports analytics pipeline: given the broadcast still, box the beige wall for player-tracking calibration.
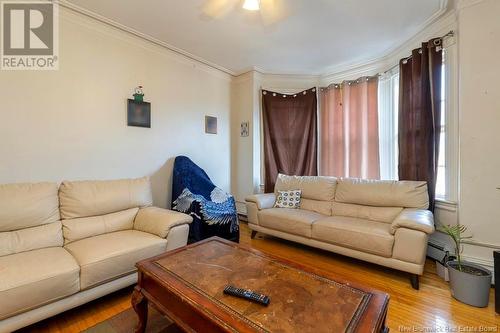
[457,0,500,267]
[230,72,255,211]
[0,9,232,208]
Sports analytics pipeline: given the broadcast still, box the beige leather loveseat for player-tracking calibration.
[246,174,434,289]
[0,177,192,332]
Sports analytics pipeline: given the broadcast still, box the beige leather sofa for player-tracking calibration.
[0,177,192,333]
[246,174,434,289]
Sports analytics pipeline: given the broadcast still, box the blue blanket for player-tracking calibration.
[171,156,239,243]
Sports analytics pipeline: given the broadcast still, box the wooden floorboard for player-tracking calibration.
[19,223,499,332]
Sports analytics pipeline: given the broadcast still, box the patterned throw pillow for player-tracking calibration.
[274,189,302,209]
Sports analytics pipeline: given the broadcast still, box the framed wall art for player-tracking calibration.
[127,99,151,128]
[205,116,217,134]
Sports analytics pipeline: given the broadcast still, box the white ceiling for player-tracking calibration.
[66,0,448,75]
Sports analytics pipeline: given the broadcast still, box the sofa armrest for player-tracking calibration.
[245,193,276,210]
[390,209,435,235]
[134,207,192,238]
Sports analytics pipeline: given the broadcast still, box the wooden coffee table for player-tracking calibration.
[132,237,389,333]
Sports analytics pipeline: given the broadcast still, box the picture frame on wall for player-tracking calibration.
[127,99,151,128]
[241,121,249,137]
[205,116,217,134]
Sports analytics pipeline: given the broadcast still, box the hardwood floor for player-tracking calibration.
[20,223,499,332]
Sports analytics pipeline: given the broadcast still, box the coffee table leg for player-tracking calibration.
[132,286,148,333]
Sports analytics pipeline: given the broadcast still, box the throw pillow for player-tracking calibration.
[274,189,302,209]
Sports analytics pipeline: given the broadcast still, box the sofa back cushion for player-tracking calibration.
[300,199,332,216]
[274,174,337,216]
[274,174,337,201]
[59,177,153,219]
[62,207,139,244]
[332,202,403,223]
[335,178,429,209]
[0,182,63,256]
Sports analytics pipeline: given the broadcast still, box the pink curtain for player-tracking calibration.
[320,77,380,179]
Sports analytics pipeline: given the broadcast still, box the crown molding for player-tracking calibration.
[456,0,487,11]
[231,71,254,84]
[55,0,237,77]
[56,0,455,83]
[235,0,454,82]
[235,66,322,78]
[319,2,457,85]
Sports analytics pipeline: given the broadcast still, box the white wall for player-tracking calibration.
[457,0,500,268]
[0,8,232,208]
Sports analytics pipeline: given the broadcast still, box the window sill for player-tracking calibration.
[435,199,457,212]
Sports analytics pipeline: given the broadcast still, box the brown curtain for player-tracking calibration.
[262,88,318,193]
[398,38,443,211]
[320,77,380,179]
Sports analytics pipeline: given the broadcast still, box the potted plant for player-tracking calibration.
[436,251,456,281]
[439,224,492,307]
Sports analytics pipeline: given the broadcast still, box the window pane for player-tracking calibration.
[436,166,446,198]
[436,54,446,199]
[438,130,445,167]
[393,75,399,180]
[440,100,445,125]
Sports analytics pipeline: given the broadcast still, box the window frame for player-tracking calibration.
[377,38,458,204]
[439,38,458,205]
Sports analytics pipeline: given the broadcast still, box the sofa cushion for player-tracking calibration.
[0,182,60,232]
[274,174,337,201]
[59,177,152,219]
[0,247,80,320]
[258,208,324,238]
[274,190,302,209]
[335,178,429,209]
[0,221,63,257]
[300,198,332,216]
[64,230,167,290]
[62,208,139,244]
[312,216,395,257]
[332,202,402,223]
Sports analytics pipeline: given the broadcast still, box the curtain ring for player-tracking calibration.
[262,91,267,95]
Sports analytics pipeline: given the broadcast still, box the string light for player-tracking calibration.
[243,0,260,11]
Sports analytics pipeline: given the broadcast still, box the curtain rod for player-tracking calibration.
[381,30,455,75]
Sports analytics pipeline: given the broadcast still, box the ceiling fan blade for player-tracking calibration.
[201,0,239,19]
[260,0,289,26]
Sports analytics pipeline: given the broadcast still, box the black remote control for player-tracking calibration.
[223,285,270,306]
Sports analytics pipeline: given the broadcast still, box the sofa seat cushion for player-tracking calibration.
[0,247,80,320]
[312,216,395,257]
[64,230,167,290]
[258,208,324,238]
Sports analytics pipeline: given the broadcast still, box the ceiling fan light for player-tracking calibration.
[243,0,260,11]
